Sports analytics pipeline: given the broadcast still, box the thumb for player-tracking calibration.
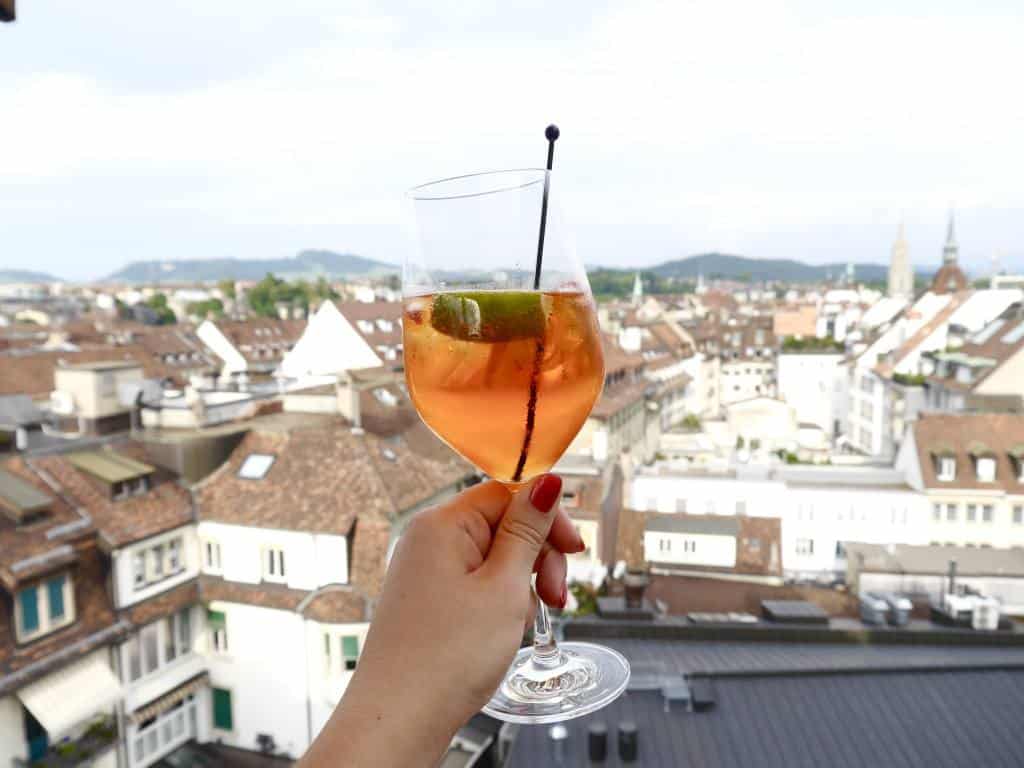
[484,474,563,577]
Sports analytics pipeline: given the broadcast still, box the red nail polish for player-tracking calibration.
[529,474,562,514]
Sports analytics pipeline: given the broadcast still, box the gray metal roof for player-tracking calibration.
[0,467,53,518]
[598,637,1024,677]
[645,516,740,537]
[507,670,1024,768]
[0,395,44,428]
[845,541,1024,577]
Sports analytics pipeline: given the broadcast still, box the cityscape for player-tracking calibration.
[5,1,1024,767]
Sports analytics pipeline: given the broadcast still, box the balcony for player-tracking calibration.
[16,716,117,768]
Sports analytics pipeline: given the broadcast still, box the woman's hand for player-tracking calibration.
[301,475,576,768]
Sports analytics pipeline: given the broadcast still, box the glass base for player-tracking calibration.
[481,641,630,724]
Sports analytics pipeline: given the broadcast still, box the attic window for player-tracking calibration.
[238,454,275,480]
[0,468,53,525]
[1010,445,1024,482]
[357,320,374,334]
[976,457,997,483]
[936,456,956,482]
[381,448,397,462]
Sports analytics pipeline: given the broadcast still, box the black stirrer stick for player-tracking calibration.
[533,124,559,290]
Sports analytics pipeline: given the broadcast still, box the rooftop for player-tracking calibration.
[911,412,1024,493]
[845,541,1024,577]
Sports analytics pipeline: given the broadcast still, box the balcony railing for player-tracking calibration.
[16,716,117,768]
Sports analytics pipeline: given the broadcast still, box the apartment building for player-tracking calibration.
[629,463,926,580]
[194,415,472,758]
[0,458,123,768]
[924,304,1024,414]
[896,413,1024,549]
[776,348,846,436]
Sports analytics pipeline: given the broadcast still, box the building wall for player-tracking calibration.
[923,492,1024,548]
[278,301,381,378]
[976,348,1024,397]
[113,525,200,609]
[644,531,737,568]
[305,619,371,741]
[630,473,928,577]
[205,602,310,758]
[777,353,844,434]
[720,359,775,405]
[0,695,26,766]
[197,521,348,589]
[54,366,143,419]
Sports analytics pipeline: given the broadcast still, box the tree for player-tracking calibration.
[682,414,702,431]
[186,298,224,319]
[218,279,236,300]
[144,293,176,325]
[736,435,746,449]
[750,438,762,451]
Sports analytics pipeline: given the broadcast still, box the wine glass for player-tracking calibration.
[402,168,630,723]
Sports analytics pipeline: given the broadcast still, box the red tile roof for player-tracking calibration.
[911,413,1024,493]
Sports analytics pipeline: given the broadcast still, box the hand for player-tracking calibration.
[301,475,575,768]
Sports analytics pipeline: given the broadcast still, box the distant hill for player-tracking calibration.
[0,269,62,284]
[107,250,396,283]
[649,253,901,283]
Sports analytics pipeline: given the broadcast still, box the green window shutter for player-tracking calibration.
[19,588,39,634]
[213,688,233,730]
[207,610,226,630]
[342,635,359,658]
[47,575,65,620]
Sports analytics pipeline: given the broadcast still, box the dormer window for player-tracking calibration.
[357,320,374,334]
[238,454,274,480]
[1010,445,1024,482]
[936,455,956,482]
[968,443,997,483]
[0,468,53,526]
[68,450,154,502]
[15,573,75,643]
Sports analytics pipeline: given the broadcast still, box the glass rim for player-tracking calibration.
[407,168,548,201]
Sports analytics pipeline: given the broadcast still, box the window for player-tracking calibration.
[342,636,360,671]
[209,610,228,653]
[946,504,957,522]
[178,607,192,655]
[932,503,942,522]
[263,547,286,582]
[658,538,671,553]
[238,453,275,480]
[1014,505,1023,525]
[203,540,222,574]
[977,458,996,482]
[133,552,146,588]
[165,616,177,663]
[324,632,332,672]
[983,505,994,523]
[796,538,814,556]
[15,574,74,642]
[212,688,233,731]
[675,498,687,513]
[142,624,160,675]
[966,504,977,523]
[128,635,142,681]
[134,536,186,590]
[937,457,956,482]
[747,537,761,552]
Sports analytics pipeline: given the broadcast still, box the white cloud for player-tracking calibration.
[2,0,1023,278]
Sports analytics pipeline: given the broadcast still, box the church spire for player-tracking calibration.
[942,210,958,264]
[631,272,643,307]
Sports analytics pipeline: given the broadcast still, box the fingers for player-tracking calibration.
[525,589,538,632]
[548,508,586,555]
[483,474,562,578]
[535,548,568,609]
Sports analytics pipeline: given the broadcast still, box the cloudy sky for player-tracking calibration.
[3,0,1023,280]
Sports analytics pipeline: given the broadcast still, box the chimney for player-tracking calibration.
[588,722,608,763]
[548,724,568,764]
[336,376,361,429]
[623,570,649,610]
[618,722,638,763]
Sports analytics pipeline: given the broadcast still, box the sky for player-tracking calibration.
[2,0,1024,281]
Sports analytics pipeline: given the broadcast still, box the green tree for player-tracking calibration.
[144,293,176,325]
[186,298,225,319]
[682,413,702,431]
[218,279,236,300]
[736,435,746,449]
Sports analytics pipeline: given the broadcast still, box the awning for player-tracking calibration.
[930,442,956,457]
[130,673,208,724]
[17,651,121,737]
[967,441,995,458]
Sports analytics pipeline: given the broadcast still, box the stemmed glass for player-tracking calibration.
[402,168,630,723]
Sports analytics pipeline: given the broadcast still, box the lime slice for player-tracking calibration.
[431,291,546,342]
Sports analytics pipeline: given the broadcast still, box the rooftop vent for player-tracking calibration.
[588,722,607,763]
[618,722,638,763]
[548,724,568,764]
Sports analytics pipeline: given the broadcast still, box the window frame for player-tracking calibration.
[14,573,76,643]
[937,456,956,482]
[202,539,222,575]
[212,688,234,731]
[262,546,287,583]
[976,457,997,483]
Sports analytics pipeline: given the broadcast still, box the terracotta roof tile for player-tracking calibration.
[912,413,1024,493]
[0,345,173,398]
[127,579,200,626]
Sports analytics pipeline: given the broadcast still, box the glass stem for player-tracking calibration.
[531,584,562,668]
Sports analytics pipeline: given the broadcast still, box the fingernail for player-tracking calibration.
[572,532,586,553]
[529,474,562,514]
[560,583,568,609]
